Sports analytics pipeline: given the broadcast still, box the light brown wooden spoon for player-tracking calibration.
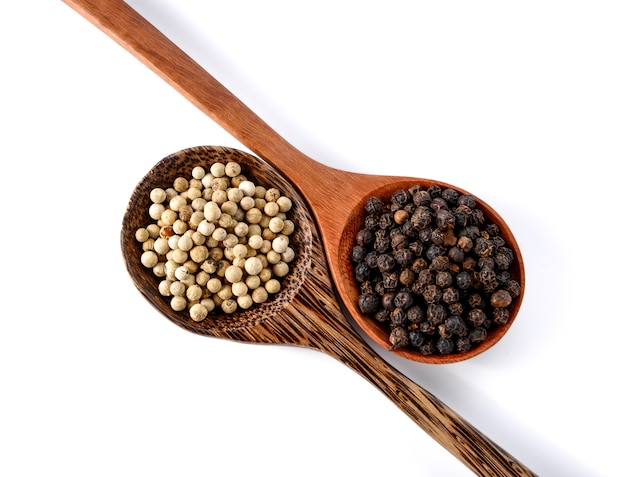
[64,1,533,475]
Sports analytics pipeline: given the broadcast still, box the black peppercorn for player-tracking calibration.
[448,302,464,316]
[411,206,432,230]
[353,262,370,282]
[469,326,488,344]
[441,188,460,205]
[358,294,380,314]
[364,196,384,215]
[419,340,437,355]
[445,315,468,336]
[351,245,367,262]
[355,228,374,246]
[436,271,453,288]
[427,303,446,324]
[456,336,471,353]
[407,305,425,324]
[409,330,427,348]
[422,284,442,304]
[374,309,390,323]
[397,268,414,285]
[389,327,409,350]
[493,307,510,325]
[390,307,408,327]
[392,189,411,205]
[394,290,414,310]
[490,289,513,308]
[377,253,396,273]
[456,271,472,290]
[381,292,396,311]
[378,212,394,229]
[458,194,476,208]
[364,214,379,231]
[436,337,455,354]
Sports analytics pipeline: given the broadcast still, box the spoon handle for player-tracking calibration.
[321,334,536,476]
[61,0,325,183]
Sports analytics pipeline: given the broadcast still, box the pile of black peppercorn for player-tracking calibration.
[351,184,521,356]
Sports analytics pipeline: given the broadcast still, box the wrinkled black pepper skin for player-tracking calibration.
[352,185,520,355]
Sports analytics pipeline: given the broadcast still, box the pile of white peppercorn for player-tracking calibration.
[352,184,521,356]
[135,161,295,322]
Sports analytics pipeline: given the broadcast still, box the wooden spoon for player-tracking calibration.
[63,1,533,475]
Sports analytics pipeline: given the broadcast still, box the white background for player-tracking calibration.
[1,1,624,476]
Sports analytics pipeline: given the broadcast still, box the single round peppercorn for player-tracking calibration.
[355,228,374,246]
[364,196,384,215]
[437,337,455,354]
[358,294,380,314]
[407,305,425,324]
[491,289,513,308]
[377,253,396,273]
[394,290,414,309]
[389,326,409,350]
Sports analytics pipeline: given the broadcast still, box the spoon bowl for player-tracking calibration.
[122,146,314,338]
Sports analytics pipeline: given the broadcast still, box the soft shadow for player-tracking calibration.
[125,0,343,167]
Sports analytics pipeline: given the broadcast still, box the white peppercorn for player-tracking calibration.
[170,281,186,297]
[264,201,279,217]
[231,281,248,297]
[192,166,206,180]
[212,227,227,242]
[200,298,215,313]
[248,234,264,250]
[217,285,233,301]
[186,284,202,302]
[158,280,172,296]
[141,251,158,268]
[245,208,263,224]
[160,209,177,226]
[265,279,281,294]
[272,261,290,278]
[149,203,165,220]
[190,245,209,263]
[252,287,268,304]
[171,249,188,265]
[281,247,295,263]
[174,265,191,281]
[150,187,167,204]
[207,277,222,294]
[210,162,226,177]
[245,274,261,290]
[171,295,187,312]
[238,180,256,197]
[224,265,243,284]
[225,161,241,177]
[276,196,292,213]
[237,294,253,310]
[268,217,284,233]
[272,235,289,254]
[190,303,208,322]
[239,196,255,211]
[221,299,237,314]
[173,177,189,192]
[244,256,263,275]
[135,227,149,242]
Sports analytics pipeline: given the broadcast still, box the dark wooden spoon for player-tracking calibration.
[64,1,533,475]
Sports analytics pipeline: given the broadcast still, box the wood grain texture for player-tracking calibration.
[66,1,534,475]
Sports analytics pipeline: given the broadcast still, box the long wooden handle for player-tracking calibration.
[61,0,326,188]
[317,326,538,476]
